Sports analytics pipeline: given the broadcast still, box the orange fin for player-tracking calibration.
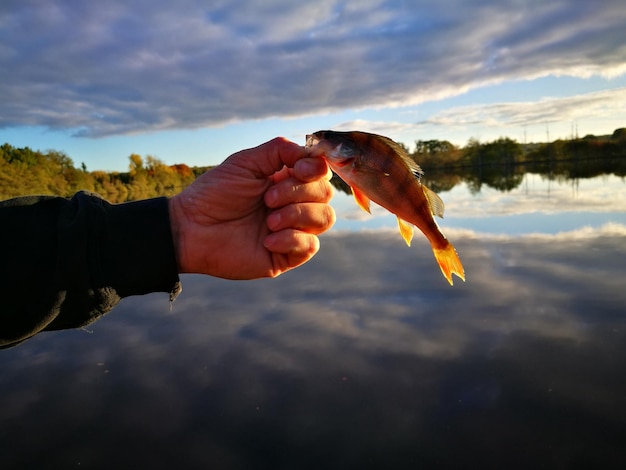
[432,243,465,286]
[351,186,371,213]
[396,217,414,246]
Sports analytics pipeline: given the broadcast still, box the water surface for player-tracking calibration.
[1,172,625,468]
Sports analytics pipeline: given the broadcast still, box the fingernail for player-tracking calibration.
[263,233,278,251]
[265,187,278,206]
[297,158,318,178]
[267,211,281,230]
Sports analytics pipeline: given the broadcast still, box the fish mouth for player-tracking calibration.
[305,133,331,159]
[305,133,340,160]
[305,133,351,167]
[305,134,320,148]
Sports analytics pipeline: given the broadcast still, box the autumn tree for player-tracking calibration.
[129,153,144,177]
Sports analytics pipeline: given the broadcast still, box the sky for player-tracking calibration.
[1,0,625,172]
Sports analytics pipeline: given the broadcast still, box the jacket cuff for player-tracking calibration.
[104,196,181,300]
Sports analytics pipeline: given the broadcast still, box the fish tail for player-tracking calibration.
[433,243,465,286]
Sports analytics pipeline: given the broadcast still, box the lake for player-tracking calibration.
[1,170,626,469]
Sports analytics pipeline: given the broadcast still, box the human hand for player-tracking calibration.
[168,137,335,279]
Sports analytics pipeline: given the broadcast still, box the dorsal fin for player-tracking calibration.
[422,185,445,218]
[372,134,424,179]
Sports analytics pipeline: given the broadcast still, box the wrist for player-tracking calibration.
[168,195,187,273]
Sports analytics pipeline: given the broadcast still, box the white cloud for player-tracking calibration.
[0,0,625,136]
[333,87,626,143]
[422,88,626,128]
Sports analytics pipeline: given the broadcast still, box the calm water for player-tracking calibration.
[1,172,626,469]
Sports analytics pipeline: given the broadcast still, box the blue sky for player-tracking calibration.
[1,0,625,172]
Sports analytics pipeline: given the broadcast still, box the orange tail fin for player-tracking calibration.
[433,243,465,286]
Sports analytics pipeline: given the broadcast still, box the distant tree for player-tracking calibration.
[412,139,460,169]
[170,163,193,179]
[46,150,74,169]
[464,137,522,167]
[128,153,144,176]
[414,139,455,155]
[462,138,481,165]
[192,166,213,177]
[611,128,626,141]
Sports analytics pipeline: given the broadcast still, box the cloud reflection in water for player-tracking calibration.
[1,228,626,468]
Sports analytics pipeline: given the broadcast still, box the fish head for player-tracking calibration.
[305,130,359,169]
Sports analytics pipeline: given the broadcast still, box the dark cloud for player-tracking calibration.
[0,0,624,136]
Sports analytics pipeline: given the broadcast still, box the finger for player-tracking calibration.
[293,156,332,182]
[270,157,331,186]
[264,231,321,277]
[264,177,334,208]
[270,165,293,184]
[263,229,320,261]
[231,137,309,177]
[266,203,336,235]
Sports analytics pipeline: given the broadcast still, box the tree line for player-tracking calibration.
[411,127,626,171]
[0,143,212,202]
[2,127,625,202]
[406,127,626,194]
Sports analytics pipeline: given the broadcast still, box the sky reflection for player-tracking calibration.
[2,225,626,468]
[332,173,626,235]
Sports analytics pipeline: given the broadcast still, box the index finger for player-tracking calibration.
[230,137,309,178]
[293,156,332,183]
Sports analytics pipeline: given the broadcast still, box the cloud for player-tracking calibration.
[0,0,625,136]
[333,87,626,141]
[420,87,626,129]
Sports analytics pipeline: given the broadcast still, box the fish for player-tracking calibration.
[305,130,465,285]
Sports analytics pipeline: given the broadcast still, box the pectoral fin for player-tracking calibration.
[396,217,414,246]
[422,185,445,218]
[351,186,371,214]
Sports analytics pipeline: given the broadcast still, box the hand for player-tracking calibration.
[168,137,335,279]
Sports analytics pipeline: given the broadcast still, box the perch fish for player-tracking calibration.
[306,130,465,285]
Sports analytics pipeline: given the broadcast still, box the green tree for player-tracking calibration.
[412,139,461,169]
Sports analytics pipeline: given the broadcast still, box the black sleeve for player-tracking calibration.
[0,191,181,348]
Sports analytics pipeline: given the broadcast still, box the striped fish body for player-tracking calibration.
[306,130,465,285]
